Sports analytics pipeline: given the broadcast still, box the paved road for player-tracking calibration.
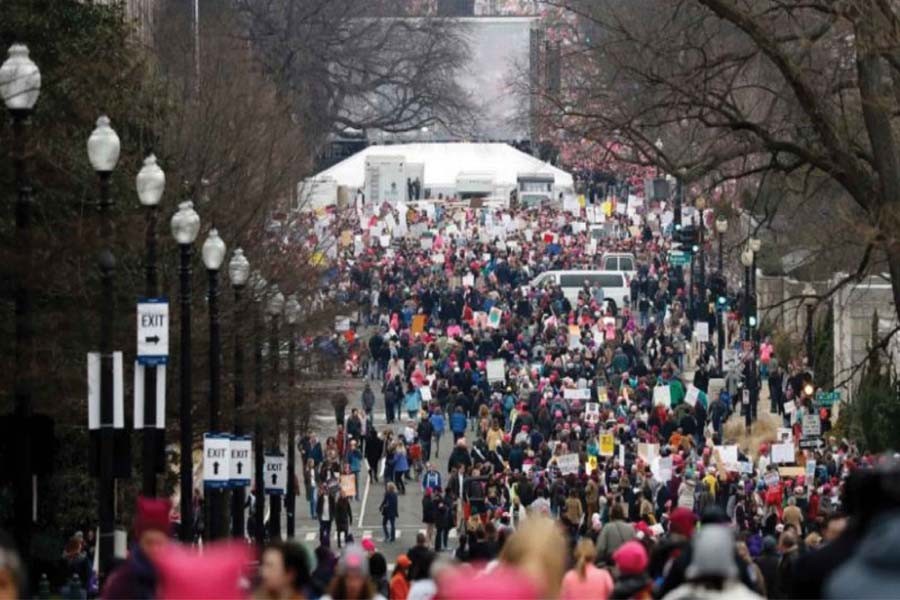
[290,373,441,567]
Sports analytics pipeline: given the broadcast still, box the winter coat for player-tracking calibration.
[335,498,353,530]
[380,491,399,519]
[450,411,467,434]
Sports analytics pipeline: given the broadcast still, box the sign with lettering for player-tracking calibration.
[203,433,231,488]
[136,298,169,365]
[264,453,287,495]
[229,436,252,488]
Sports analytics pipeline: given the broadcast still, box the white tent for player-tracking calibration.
[308,142,573,197]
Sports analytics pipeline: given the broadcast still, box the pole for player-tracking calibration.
[142,205,158,497]
[178,243,194,543]
[207,268,224,540]
[286,326,296,538]
[751,253,758,341]
[97,171,115,578]
[717,231,724,273]
[717,307,725,375]
[231,284,246,538]
[268,316,281,541]
[688,215,695,323]
[10,108,33,560]
[253,304,265,547]
[699,214,706,303]
[806,304,815,370]
[743,265,750,341]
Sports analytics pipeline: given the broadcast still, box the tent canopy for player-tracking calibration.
[313,142,574,190]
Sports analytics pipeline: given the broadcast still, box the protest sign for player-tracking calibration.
[771,443,795,464]
[379,234,390,248]
[462,274,475,288]
[586,455,598,476]
[340,474,356,499]
[419,385,432,402]
[802,415,821,437]
[487,306,503,328]
[806,459,816,481]
[764,471,780,488]
[411,315,426,334]
[694,322,709,342]
[777,428,793,443]
[597,386,609,404]
[600,434,615,457]
[420,236,433,250]
[783,400,796,414]
[585,402,600,423]
[557,453,580,475]
[714,445,739,471]
[486,359,505,383]
[653,385,671,408]
[652,456,673,483]
[563,388,591,400]
[684,385,701,407]
[638,443,659,464]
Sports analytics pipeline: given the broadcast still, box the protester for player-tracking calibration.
[561,539,613,600]
[389,554,411,600]
[101,496,171,599]
[257,541,311,600]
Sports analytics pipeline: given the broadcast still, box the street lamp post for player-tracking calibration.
[696,197,706,303]
[749,238,761,341]
[1,42,40,559]
[251,273,267,546]
[284,294,301,538]
[171,201,201,543]
[740,248,754,341]
[136,155,165,497]
[87,115,121,577]
[266,286,285,541]
[715,216,728,274]
[228,249,250,537]
[202,228,227,540]
[803,284,816,371]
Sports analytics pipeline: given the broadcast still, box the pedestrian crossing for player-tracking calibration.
[296,527,458,543]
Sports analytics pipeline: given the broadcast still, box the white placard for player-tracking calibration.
[783,400,796,414]
[419,385,433,402]
[777,427,793,443]
[684,385,700,407]
[694,322,709,342]
[802,414,821,437]
[771,443,795,464]
[420,237,433,250]
[652,456,673,482]
[203,433,231,488]
[563,388,591,400]
[264,454,287,494]
[585,402,600,423]
[714,445,739,471]
[556,453,580,475]
[229,436,252,487]
[638,443,659,463]
[379,234,390,248]
[462,274,475,288]
[87,351,124,430]
[653,385,671,408]
[431,253,445,265]
[486,359,505,383]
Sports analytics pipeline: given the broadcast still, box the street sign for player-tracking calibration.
[229,436,252,488]
[137,298,169,365]
[815,390,840,406]
[264,453,287,495]
[802,414,821,438]
[203,433,231,488]
[667,250,691,266]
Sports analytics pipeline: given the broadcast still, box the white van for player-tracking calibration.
[530,270,629,310]
[600,252,637,279]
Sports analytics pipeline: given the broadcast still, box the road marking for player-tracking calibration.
[395,530,401,539]
[358,475,371,528]
[304,532,316,542]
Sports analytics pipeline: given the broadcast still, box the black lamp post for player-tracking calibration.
[749,238,761,342]
[741,248,754,341]
[266,286,285,541]
[171,200,201,543]
[136,155,165,497]
[714,217,728,372]
[284,294,301,538]
[251,272,267,546]
[202,228,227,539]
[803,284,816,371]
[228,249,250,537]
[87,115,121,578]
[1,42,40,560]
[715,216,727,274]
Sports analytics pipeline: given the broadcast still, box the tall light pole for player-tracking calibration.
[202,228,226,539]
[696,197,706,303]
[741,248,754,341]
[228,249,250,537]
[1,42,40,560]
[136,154,165,497]
[87,115,121,577]
[284,294,301,538]
[251,272,267,546]
[803,283,816,371]
[715,216,728,274]
[749,238,762,341]
[266,286,285,541]
[171,201,201,543]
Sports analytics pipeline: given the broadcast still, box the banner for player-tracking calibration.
[563,388,591,400]
[486,359,505,383]
[771,443,795,464]
[638,443,659,464]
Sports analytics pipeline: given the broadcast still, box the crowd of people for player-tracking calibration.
[25,193,895,599]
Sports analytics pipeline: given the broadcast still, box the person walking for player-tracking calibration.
[316,484,336,548]
[361,381,376,422]
[392,443,409,495]
[380,482,399,543]
[334,494,353,549]
[365,428,384,484]
[561,539,613,600]
[429,408,445,458]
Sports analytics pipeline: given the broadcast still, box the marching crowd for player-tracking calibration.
[28,193,894,599]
